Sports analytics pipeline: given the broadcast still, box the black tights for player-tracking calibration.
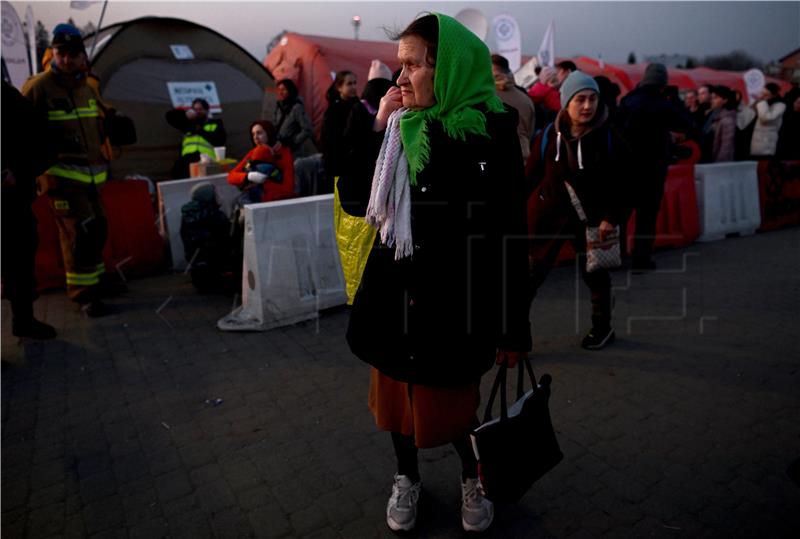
[391,431,478,484]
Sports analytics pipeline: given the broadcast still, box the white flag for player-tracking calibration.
[1,1,31,88]
[25,4,36,75]
[70,1,100,9]
[490,14,521,72]
[537,20,555,68]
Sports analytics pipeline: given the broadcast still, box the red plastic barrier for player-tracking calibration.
[34,180,166,291]
[100,180,166,279]
[626,164,700,252]
[757,160,800,232]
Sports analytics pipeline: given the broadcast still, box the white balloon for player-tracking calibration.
[455,8,489,41]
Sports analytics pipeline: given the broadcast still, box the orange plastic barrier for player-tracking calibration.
[626,164,700,252]
[757,160,800,232]
[34,180,166,291]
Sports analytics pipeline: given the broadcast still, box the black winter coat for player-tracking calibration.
[525,106,631,236]
[617,84,690,174]
[340,106,532,387]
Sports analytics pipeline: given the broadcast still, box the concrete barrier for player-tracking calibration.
[694,161,762,242]
[156,174,241,270]
[218,194,347,331]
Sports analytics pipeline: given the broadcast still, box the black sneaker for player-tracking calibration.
[581,327,615,350]
[81,300,111,318]
[12,318,57,339]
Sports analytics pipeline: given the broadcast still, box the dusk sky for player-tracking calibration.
[10,1,800,64]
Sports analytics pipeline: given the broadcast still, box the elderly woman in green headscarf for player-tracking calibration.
[338,13,531,533]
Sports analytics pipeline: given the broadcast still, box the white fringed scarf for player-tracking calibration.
[365,107,414,260]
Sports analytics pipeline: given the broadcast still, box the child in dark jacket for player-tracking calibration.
[179,182,233,292]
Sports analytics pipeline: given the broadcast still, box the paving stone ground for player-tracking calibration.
[2,227,799,538]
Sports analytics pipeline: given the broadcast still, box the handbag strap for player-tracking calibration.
[484,356,539,424]
[563,182,588,223]
[483,360,508,423]
[516,354,538,400]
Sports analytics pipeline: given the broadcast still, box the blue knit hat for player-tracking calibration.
[51,23,85,52]
[559,70,599,109]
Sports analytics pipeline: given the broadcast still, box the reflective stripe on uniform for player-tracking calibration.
[66,267,103,286]
[48,100,100,121]
[48,165,108,184]
[181,134,216,158]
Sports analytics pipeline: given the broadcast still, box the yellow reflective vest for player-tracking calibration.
[22,69,109,186]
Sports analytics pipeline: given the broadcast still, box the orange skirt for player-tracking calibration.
[368,368,480,449]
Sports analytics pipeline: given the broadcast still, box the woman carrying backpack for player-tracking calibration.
[525,71,630,350]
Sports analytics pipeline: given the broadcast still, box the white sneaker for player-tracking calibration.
[461,477,494,532]
[386,474,421,531]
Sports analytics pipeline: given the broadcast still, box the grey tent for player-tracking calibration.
[85,17,275,181]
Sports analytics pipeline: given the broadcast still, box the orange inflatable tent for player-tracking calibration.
[265,32,400,142]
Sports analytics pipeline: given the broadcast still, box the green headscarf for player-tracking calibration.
[399,12,506,185]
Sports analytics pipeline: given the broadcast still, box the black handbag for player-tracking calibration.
[470,356,563,503]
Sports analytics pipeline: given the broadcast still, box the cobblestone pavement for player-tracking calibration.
[2,227,799,538]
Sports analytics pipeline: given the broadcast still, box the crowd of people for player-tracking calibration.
[4,15,800,536]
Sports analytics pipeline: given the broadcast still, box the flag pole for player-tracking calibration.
[88,0,108,59]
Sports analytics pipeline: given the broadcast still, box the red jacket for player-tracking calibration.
[527,82,561,112]
[228,145,296,201]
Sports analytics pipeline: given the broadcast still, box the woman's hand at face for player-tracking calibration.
[598,220,615,242]
[373,86,403,132]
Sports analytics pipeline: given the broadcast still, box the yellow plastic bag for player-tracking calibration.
[334,179,377,304]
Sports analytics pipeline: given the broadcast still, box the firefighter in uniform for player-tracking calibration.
[22,23,111,317]
[165,98,226,179]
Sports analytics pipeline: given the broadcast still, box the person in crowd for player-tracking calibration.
[684,89,698,113]
[165,98,226,179]
[750,83,786,158]
[179,182,233,293]
[527,65,561,131]
[777,87,800,159]
[594,75,621,120]
[2,81,58,338]
[335,63,396,303]
[617,63,690,271]
[228,120,295,203]
[22,23,112,317]
[683,88,704,140]
[733,89,757,160]
[339,13,531,533]
[702,85,737,163]
[273,78,314,157]
[492,54,536,162]
[526,71,629,349]
[553,60,577,89]
[689,85,712,138]
[339,63,395,195]
[320,70,360,194]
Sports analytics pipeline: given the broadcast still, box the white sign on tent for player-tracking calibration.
[1,1,31,88]
[167,81,222,114]
[490,14,521,72]
[170,44,195,60]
